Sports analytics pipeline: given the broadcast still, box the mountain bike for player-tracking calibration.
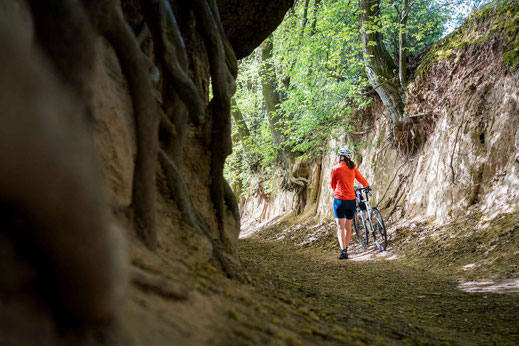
[353,187,387,251]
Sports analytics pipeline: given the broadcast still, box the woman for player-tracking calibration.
[330,147,369,259]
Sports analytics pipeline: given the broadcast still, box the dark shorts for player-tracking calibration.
[333,198,356,219]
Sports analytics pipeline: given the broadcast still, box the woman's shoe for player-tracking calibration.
[338,249,348,260]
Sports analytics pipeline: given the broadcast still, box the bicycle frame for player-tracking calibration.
[355,187,375,234]
[354,186,388,250]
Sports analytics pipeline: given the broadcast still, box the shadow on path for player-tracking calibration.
[239,238,519,344]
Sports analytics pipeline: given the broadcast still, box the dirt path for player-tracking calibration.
[236,237,519,345]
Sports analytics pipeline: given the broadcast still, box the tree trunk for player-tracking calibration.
[300,0,311,35]
[310,0,321,35]
[259,36,291,167]
[259,35,310,193]
[399,0,409,88]
[231,98,251,142]
[359,0,404,127]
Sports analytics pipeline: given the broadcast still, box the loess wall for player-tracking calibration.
[0,0,295,343]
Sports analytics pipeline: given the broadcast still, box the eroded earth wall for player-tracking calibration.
[0,0,295,343]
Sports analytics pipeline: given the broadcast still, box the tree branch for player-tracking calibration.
[393,3,401,17]
[402,0,419,20]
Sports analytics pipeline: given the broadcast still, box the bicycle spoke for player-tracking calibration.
[370,209,387,251]
[354,210,368,247]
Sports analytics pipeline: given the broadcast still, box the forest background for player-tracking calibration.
[225,0,494,198]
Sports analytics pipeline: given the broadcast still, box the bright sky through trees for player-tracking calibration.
[442,0,493,34]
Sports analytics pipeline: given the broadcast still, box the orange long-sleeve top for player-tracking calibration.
[330,162,369,200]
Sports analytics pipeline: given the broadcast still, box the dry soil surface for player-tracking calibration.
[124,213,519,345]
[231,233,519,345]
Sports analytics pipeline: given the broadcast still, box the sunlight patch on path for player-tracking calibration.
[239,215,285,239]
[458,279,519,294]
[349,246,400,261]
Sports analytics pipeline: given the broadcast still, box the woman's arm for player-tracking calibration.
[330,168,337,190]
[354,168,369,187]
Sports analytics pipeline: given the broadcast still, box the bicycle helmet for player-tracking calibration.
[337,147,354,160]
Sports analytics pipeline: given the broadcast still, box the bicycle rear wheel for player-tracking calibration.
[353,210,368,246]
[370,208,387,251]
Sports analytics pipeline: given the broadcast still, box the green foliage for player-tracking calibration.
[416,0,519,76]
[273,0,369,156]
[379,0,452,59]
[226,0,489,198]
[499,1,519,70]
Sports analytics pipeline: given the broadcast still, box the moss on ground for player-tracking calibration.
[234,236,519,345]
[205,208,519,345]
[133,206,518,344]
[417,0,519,76]
[389,211,519,282]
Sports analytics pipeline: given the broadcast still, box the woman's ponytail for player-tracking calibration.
[346,158,355,170]
[339,155,356,169]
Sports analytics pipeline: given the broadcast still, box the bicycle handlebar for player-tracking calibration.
[355,186,372,199]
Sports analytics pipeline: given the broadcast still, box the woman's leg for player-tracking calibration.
[336,218,347,250]
[344,199,356,249]
[345,219,353,248]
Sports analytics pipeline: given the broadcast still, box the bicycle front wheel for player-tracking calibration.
[371,208,387,251]
[353,210,368,247]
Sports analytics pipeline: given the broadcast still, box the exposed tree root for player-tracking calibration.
[192,0,237,232]
[154,0,205,125]
[392,113,436,155]
[82,1,161,250]
[376,161,409,208]
[163,94,189,165]
[160,108,177,138]
[26,0,96,107]
[290,174,310,187]
[208,0,238,79]
[130,267,189,300]
[387,174,410,217]
[158,149,206,236]
[29,0,241,266]
[159,149,237,279]
[224,179,240,227]
[450,116,467,185]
